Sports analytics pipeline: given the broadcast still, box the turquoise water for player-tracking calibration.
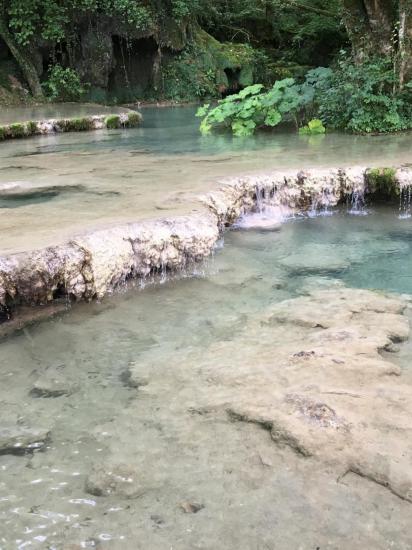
[2,105,412,159]
[1,207,412,548]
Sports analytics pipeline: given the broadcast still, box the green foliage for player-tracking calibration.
[196,79,304,136]
[8,122,26,137]
[314,55,412,134]
[0,127,6,140]
[123,112,141,127]
[197,55,412,136]
[26,120,38,135]
[162,47,217,101]
[105,115,121,129]
[7,0,154,46]
[58,117,93,131]
[299,118,325,135]
[367,167,398,198]
[43,64,85,102]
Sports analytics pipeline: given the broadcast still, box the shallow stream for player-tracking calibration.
[1,106,412,253]
[1,206,412,549]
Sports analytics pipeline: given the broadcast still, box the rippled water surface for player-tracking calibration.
[1,105,412,253]
[1,207,412,549]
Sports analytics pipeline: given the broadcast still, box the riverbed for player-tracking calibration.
[1,207,412,549]
[1,106,412,549]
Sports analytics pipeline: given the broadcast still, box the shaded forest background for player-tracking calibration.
[0,0,411,132]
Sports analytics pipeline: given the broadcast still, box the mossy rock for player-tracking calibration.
[57,117,94,132]
[105,115,121,129]
[366,167,398,198]
[8,123,26,138]
[26,121,38,135]
[123,112,142,128]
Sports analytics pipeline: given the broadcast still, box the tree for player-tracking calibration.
[0,0,43,97]
[342,0,412,86]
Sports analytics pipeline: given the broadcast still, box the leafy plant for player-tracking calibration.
[196,79,304,136]
[299,118,325,135]
[43,64,85,102]
[314,55,412,134]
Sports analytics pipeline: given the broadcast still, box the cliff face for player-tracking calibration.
[0,13,260,104]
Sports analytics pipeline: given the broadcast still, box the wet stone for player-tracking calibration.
[121,362,149,389]
[179,501,205,514]
[0,423,50,455]
[85,463,145,498]
[30,371,79,398]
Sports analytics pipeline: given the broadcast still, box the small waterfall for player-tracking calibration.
[308,188,334,217]
[235,181,289,230]
[347,189,367,216]
[399,184,412,219]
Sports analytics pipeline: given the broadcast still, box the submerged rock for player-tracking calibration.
[85,463,145,498]
[279,245,350,274]
[30,370,79,398]
[0,423,50,455]
[179,501,205,514]
[121,362,149,389]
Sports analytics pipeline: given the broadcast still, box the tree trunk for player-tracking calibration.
[342,0,396,60]
[362,0,394,55]
[398,0,412,88]
[341,0,371,60]
[0,9,43,98]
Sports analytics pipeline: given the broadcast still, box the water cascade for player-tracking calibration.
[1,165,410,318]
[347,189,367,215]
[399,183,412,219]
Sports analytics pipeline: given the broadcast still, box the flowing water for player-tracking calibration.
[1,106,412,253]
[1,206,412,549]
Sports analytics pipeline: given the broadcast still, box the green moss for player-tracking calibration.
[367,167,398,198]
[124,112,141,128]
[26,121,37,135]
[8,123,26,138]
[57,117,93,132]
[105,115,121,129]
[161,29,267,101]
[69,117,93,131]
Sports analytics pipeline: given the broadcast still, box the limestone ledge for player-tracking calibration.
[0,164,411,311]
[0,111,142,141]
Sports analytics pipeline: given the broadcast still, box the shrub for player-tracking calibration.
[105,115,121,129]
[43,64,86,102]
[0,126,6,140]
[314,55,412,134]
